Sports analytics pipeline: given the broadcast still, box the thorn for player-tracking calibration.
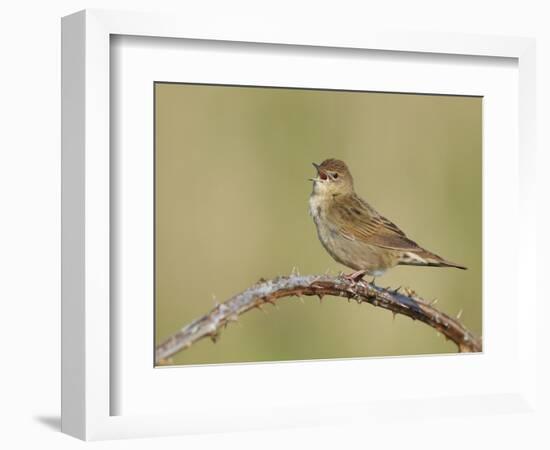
[298,295,305,304]
[430,298,439,306]
[392,286,401,294]
[255,303,266,314]
[456,309,463,320]
[217,303,230,313]
[392,311,397,321]
[324,268,331,275]
[291,266,298,276]
[257,277,266,283]
[227,314,239,323]
[317,293,324,303]
[209,332,220,343]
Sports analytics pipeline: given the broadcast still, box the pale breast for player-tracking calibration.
[309,193,396,275]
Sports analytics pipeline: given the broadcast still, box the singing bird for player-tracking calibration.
[309,158,466,280]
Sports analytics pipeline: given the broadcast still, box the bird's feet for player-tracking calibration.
[342,271,378,288]
[343,269,368,283]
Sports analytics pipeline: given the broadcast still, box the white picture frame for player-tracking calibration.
[61,9,537,441]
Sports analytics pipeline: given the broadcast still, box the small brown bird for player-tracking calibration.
[309,158,466,280]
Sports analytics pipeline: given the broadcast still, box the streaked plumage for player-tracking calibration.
[309,158,466,278]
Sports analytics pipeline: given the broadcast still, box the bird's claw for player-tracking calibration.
[342,270,367,283]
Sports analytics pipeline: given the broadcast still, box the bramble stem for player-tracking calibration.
[155,274,482,364]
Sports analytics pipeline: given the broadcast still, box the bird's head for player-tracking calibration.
[310,158,354,196]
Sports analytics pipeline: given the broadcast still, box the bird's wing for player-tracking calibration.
[329,196,422,251]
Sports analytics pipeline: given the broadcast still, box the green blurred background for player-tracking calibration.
[154,83,482,366]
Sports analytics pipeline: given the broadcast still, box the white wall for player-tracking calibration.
[0,1,548,448]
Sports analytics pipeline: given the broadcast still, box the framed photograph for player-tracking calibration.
[61,9,537,440]
[153,82,482,367]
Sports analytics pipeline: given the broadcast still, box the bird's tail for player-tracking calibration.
[398,249,467,270]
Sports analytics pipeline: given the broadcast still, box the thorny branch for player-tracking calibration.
[155,274,482,364]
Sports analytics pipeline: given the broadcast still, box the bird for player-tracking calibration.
[308,158,467,281]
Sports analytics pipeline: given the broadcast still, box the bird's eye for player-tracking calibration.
[332,173,339,179]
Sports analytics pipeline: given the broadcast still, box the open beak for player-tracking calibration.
[310,162,327,182]
[309,162,320,182]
